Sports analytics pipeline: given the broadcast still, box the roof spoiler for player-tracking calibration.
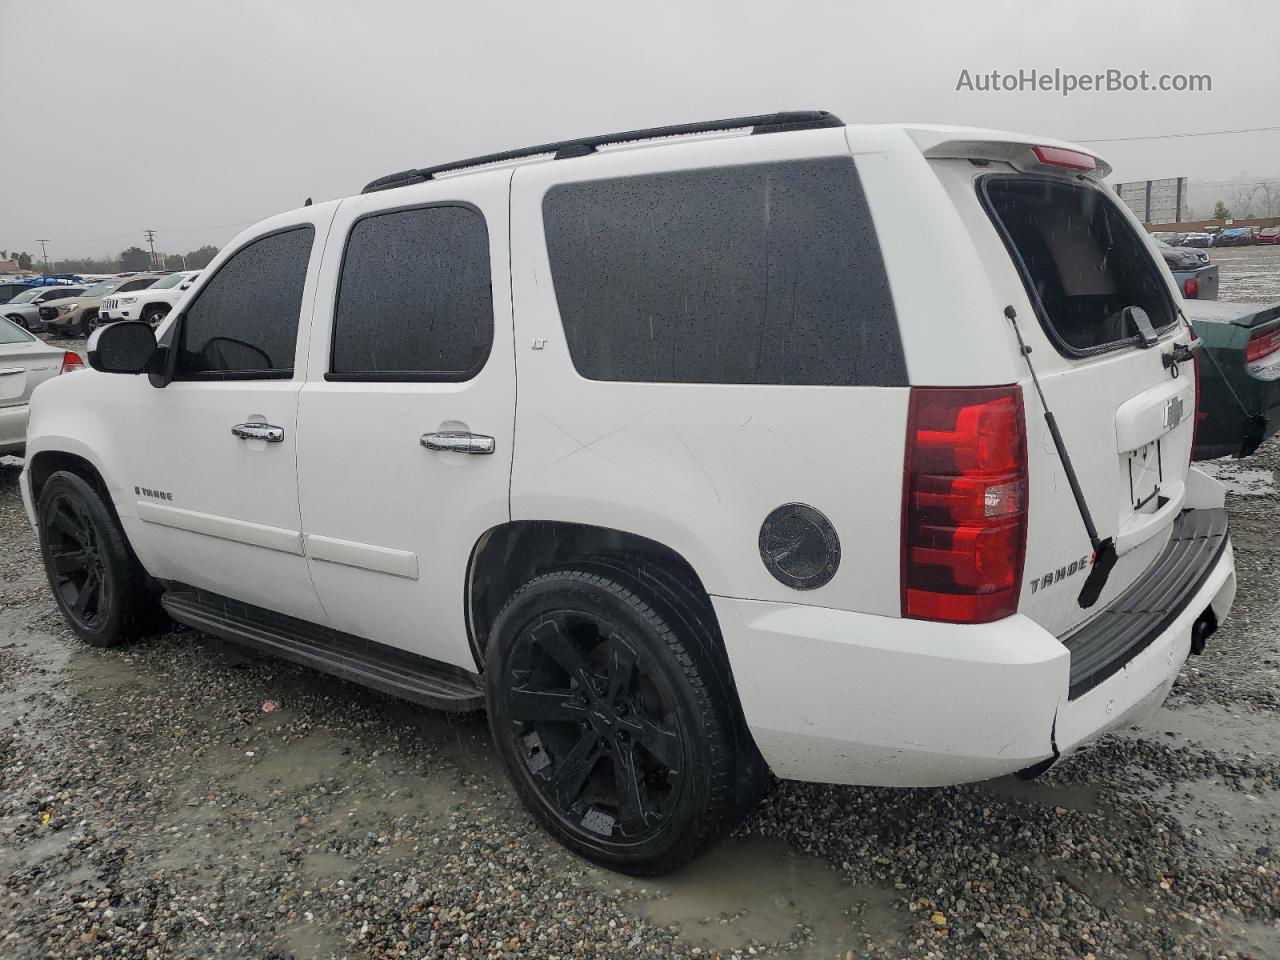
[913,130,1111,179]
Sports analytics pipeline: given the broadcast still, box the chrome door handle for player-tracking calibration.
[421,432,495,455]
[232,423,285,443]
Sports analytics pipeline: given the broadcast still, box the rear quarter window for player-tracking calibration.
[979,175,1175,355]
[541,157,904,386]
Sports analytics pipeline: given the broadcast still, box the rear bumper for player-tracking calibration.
[713,510,1235,787]
[0,403,29,454]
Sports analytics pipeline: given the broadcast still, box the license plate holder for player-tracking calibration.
[1127,439,1163,511]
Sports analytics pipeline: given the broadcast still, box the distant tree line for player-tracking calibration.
[1,245,220,275]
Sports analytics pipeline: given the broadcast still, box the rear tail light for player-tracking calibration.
[1245,327,1280,364]
[902,387,1028,624]
[1030,145,1097,172]
[60,351,84,374]
[1183,277,1200,299]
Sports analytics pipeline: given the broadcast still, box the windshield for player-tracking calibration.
[151,273,189,290]
[0,318,34,344]
[9,288,44,304]
[80,280,117,298]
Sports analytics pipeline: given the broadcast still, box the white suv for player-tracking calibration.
[21,112,1236,875]
[100,270,200,327]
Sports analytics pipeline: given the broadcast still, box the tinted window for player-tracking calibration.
[119,278,157,292]
[331,205,492,380]
[177,226,313,379]
[541,157,903,386]
[981,176,1174,353]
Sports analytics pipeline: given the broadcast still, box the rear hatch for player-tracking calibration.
[926,142,1198,639]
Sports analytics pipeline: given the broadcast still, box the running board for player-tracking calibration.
[161,587,484,712]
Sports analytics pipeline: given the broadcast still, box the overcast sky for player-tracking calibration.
[4,0,1278,262]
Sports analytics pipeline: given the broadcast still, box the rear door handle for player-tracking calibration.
[232,423,285,443]
[421,432,495,455]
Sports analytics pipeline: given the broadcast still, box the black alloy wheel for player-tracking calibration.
[506,609,684,841]
[37,471,167,646]
[43,489,111,631]
[487,568,746,875]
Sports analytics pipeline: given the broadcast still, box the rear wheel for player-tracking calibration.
[486,568,748,875]
[5,314,26,329]
[37,471,166,647]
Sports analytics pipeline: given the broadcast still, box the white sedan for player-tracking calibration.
[0,318,83,457]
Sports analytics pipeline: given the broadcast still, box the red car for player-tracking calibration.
[1257,227,1280,245]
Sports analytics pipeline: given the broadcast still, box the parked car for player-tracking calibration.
[1215,227,1254,247]
[2,285,85,332]
[1256,227,1280,245]
[23,114,1235,875]
[1181,232,1214,248]
[0,317,84,457]
[1157,241,1218,299]
[43,275,161,336]
[100,270,200,326]
[1187,299,1280,459]
[0,281,36,304]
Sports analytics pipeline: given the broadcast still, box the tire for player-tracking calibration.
[36,471,166,647]
[80,311,99,336]
[485,567,749,875]
[142,305,169,328]
[5,314,26,329]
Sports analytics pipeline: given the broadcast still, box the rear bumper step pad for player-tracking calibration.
[1062,507,1228,700]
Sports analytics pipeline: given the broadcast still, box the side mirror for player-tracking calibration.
[180,283,191,290]
[87,321,158,374]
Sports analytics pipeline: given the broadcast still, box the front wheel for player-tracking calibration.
[486,568,748,875]
[5,314,26,330]
[80,311,100,336]
[142,305,169,328]
[37,471,166,646]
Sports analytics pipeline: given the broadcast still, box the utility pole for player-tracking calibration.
[144,229,158,269]
[36,239,51,275]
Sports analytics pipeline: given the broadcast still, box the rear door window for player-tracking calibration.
[541,157,903,386]
[980,176,1174,354]
[329,205,493,381]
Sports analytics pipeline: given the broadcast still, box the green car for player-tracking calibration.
[1186,300,1280,460]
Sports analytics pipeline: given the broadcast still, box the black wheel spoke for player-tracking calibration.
[73,570,99,618]
[507,685,581,723]
[612,741,649,833]
[547,731,602,809]
[630,718,681,770]
[50,505,85,544]
[531,619,591,683]
[605,634,638,704]
[52,550,88,576]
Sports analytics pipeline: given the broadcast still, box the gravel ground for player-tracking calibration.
[2,255,1280,959]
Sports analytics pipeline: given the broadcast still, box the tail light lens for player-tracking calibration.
[60,351,84,374]
[1183,277,1200,299]
[902,387,1028,624]
[1245,327,1280,364]
[1030,145,1097,172]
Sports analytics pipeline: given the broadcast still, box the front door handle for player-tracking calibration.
[232,423,285,443]
[421,432,495,455]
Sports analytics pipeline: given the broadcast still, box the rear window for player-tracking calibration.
[980,176,1174,354]
[542,157,904,386]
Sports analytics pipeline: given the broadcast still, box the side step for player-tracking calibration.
[161,587,484,712]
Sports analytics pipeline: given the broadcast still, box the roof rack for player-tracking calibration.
[361,110,844,194]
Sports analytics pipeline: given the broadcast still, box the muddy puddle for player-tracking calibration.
[582,834,907,957]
